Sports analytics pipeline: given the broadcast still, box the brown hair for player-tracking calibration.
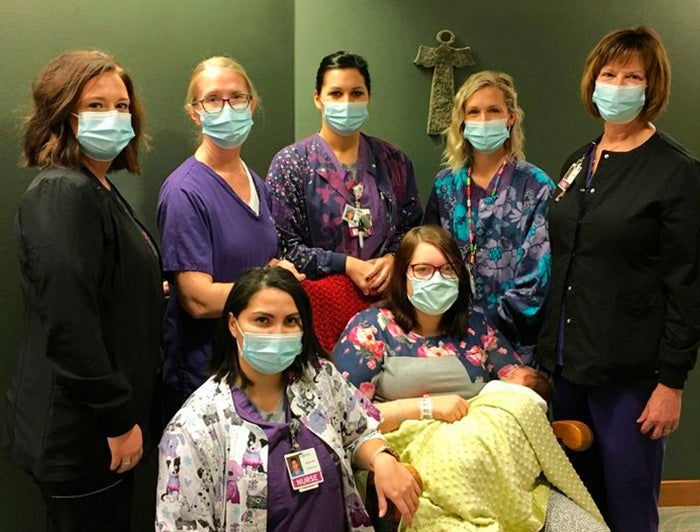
[516,367,553,404]
[22,50,145,173]
[384,225,472,336]
[581,26,671,122]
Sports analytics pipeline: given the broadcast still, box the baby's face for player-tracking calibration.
[503,366,534,386]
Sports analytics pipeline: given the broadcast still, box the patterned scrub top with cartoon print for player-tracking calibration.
[156,360,380,531]
[333,306,523,402]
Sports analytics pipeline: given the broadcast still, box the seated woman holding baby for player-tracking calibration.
[334,226,607,531]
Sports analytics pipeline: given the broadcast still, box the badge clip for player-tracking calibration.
[554,156,584,202]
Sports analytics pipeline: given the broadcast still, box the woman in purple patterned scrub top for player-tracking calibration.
[157,57,304,420]
[156,267,421,530]
[424,71,554,361]
[267,51,423,297]
[334,225,523,433]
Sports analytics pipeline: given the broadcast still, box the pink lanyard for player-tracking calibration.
[465,162,506,264]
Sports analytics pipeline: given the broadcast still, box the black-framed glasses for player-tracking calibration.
[194,93,252,114]
[408,263,458,280]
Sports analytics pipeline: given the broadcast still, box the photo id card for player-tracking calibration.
[284,448,324,492]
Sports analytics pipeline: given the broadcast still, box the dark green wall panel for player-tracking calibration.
[1,1,698,529]
[0,1,292,529]
[295,0,700,480]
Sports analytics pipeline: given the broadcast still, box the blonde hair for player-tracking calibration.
[184,56,260,112]
[580,26,670,123]
[443,71,525,171]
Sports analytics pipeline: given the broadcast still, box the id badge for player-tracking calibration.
[343,204,359,228]
[554,156,584,202]
[357,208,373,236]
[285,448,325,492]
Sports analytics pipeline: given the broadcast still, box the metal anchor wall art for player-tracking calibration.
[414,30,475,135]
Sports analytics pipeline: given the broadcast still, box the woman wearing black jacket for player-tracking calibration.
[536,27,700,532]
[3,50,163,531]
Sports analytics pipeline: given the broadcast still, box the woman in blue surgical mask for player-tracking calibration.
[334,225,523,432]
[536,27,700,532]
[424,71,555,363]
[157,57,305,422]
[4,50,164,531]
[157,266,420,530]
[267,51,422,297]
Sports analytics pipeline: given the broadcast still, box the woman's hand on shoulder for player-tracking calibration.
[107,424,143,473]
[372,453,421,527]
[431,394,470,423]
[269,258,306,281]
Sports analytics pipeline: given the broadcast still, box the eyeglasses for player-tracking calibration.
[194,93,252,114]
[408,263,458,280]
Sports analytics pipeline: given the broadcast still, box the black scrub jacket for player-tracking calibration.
[3,166,164,483]
[537,131,700,390]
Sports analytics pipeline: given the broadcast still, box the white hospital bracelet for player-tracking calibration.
[420,395,433,420]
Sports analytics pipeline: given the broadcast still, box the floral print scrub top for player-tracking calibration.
[333,306,522,401]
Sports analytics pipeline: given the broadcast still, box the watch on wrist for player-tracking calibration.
[369,444,400,471]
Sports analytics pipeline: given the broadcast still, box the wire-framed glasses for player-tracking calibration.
[194,93,252,113]
[408,263,458,280]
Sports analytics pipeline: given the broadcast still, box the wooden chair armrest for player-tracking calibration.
[402,462,423,491]
[552,420,594,451]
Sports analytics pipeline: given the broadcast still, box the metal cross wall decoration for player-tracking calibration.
[414,30,475,135]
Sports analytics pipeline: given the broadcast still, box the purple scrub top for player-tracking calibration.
[231,387,346,531]
[158,157,279,407]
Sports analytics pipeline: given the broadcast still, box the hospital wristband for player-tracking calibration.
[420,395,433,420]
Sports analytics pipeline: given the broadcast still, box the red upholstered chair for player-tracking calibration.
[301,274,378,353]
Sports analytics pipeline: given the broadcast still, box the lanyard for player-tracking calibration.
[465,161,506,265]
[289,415,301,451]
[584,142,597,189]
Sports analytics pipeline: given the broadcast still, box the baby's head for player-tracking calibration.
[503,366,552,403]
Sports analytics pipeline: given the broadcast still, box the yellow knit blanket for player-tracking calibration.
[385,390,605,531]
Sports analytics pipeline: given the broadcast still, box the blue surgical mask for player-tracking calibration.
[463,118,510,154]
[592,82,646,124]
[74,111,135,162]
[236,323,302,375]
[323,102,369,136]
[198,106,253,149]
[408,275,460,316]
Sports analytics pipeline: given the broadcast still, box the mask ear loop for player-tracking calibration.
[232,317,246,353]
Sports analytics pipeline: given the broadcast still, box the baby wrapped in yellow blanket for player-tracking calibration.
[385,385,605,531]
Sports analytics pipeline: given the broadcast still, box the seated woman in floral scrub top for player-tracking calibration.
[334,225,522,432]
